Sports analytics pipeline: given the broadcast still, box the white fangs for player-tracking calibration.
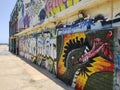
[86,46,89,51]
[75,71,80,75]
[72,69,81,88]
[84,49,88,54]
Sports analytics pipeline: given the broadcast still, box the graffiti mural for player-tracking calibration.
[18,17,24,32]
[114,55,120,90]
[57,29,114,90]
[19,34,37,61]
[45,0,81,17]
[19,36,28,58]
[57,18,95,35]
[27,34,37,62]
[23,11,30,28]
[57,12,120,36]
[18,0,46,29]
[28,0,47,26]
[37,29,57,74]
[18,0,25,31]
[114,29,120,90]
[19,36,25,57]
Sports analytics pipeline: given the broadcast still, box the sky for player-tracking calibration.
[0,0,16,43]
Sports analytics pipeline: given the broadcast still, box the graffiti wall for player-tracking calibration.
[19,34,36,61]
[27,34,37,61]
[45,0,81,17]
[56,10,120,36]
[17,0,120,31]
[114,28,120,90]
[19,36,25,57]
[18,0,47,30]
[19,36,28,58]
[17,0,84,30]
[57,29,114,90]
[15,1,120,90]
[37,29,57,74]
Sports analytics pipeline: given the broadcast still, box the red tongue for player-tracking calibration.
[104,48,109,56]
[105,31,112,39]
[109,50,113,59]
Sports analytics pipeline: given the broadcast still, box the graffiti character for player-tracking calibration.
[57,30,114,90]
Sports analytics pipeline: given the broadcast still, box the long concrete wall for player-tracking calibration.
[10,0,120,90]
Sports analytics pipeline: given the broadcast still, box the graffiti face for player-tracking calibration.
[57,29,114,90]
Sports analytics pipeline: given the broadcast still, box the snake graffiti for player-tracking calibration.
[57,29,114,90]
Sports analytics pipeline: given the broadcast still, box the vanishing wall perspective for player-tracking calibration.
[9,0,120,90]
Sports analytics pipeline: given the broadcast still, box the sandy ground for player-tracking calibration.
[0,45,73,90]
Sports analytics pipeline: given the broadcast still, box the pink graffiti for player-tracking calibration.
[45,0,67,14]
[78,31,113,64]
[79,42,109,63]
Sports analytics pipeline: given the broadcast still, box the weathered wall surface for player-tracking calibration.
[19,34,36,60]
[18,0,47,31]
[57,29,114,90]
[45,0,82,17]
[10,0,120,90]
[36,29,57,74]
[114,27,120,90]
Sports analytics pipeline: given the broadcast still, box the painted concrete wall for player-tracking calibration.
[57,29,114,90]
[45,0,81,17]
[19,28,57,74]
[17,0,93,31]
[114,27,120,90]
[19,34,36,60]
[10,0,120,90]
[18,0,47,30]
[36,29,57,74]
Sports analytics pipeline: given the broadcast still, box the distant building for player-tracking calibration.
[9,0,120,90]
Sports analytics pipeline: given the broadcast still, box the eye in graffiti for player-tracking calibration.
[71,56,75,60]
[63,37,91,67]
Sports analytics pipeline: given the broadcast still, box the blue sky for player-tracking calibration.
[0,0,16,43]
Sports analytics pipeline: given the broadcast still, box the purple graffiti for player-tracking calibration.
[23,13,30,28]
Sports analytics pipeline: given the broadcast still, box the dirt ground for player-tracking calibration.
[0,45,73,90]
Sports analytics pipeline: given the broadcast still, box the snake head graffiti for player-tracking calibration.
[57,30,114,90]
[77,31,113,65]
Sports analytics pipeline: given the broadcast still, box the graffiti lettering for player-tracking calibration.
[79,19,95,30]
[45,0,81,17]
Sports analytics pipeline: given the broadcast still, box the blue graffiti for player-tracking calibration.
[79,19,95,29]
[117,55,120,71]
[58,19,95,35]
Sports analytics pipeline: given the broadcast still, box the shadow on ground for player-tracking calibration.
[18,56,73,90]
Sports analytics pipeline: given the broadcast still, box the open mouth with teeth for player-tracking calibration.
[74,34,113,65]
[71,36,113,89]
[75,46,90,64]
[57,30,114,90]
